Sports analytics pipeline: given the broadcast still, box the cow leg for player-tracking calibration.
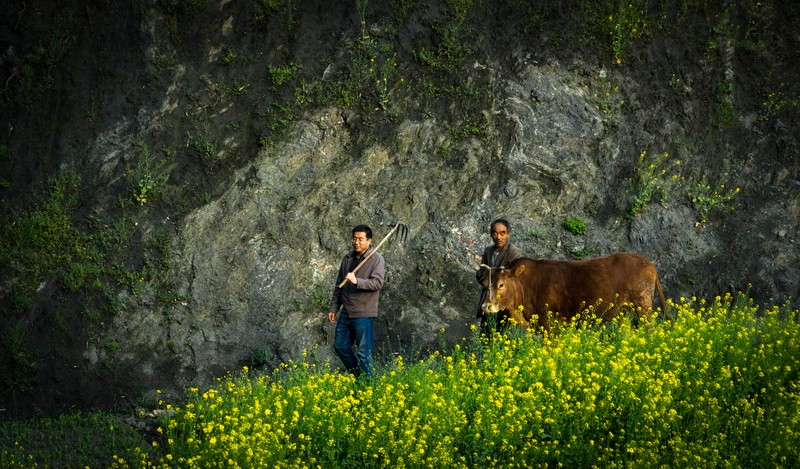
[629,280,656,325]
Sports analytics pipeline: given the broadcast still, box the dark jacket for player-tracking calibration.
[475,242,523,318]
[329,246,386,318]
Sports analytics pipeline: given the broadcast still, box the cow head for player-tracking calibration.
[480,263,526,318]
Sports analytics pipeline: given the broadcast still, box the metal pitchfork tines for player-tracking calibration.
[338,222,408,288]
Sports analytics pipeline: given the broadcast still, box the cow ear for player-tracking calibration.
[513,264,525,277]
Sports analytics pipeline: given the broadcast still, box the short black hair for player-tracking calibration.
[352,224,373,239]
[490,218,511,233]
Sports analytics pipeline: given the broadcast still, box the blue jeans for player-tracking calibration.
[334,315,374,377]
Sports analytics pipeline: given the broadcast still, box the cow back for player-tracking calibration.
[507,253,660,328]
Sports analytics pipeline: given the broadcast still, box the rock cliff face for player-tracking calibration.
[1,1,798,416]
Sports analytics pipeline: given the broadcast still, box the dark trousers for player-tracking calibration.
[334,315,374,376]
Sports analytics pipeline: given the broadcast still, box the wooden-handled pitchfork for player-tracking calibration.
[338,222,408,288]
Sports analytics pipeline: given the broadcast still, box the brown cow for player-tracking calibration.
[480,253,666,331]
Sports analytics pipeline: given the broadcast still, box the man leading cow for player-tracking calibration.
[475,218,524,336]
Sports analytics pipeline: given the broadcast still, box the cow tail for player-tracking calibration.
[655,274,670,320]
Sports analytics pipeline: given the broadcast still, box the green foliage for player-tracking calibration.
[627,150,741,225]
[0,411,151,467]
[688,176,740,225]
[563,216,587,235]
[0,167,180,317]
[258,102,296,146]
[355,0,369,39]
[126,145,176,206]
[627,150,681,219]
[14,9,79,100]
[523,226,548,241]
[444,0,474,23]
[448,111,484,140]
[0,172,101,308]
[220,47,238,65]
[267,63,300,89]
[110,294,800,467]
[714,79,737,129]
[669,73,692,95]
[414,22,470,71]
[760,89,797,121]
[390,0,416,21]
[4,296,800,467]
[186,129,219,162]
[299,282,332,315]
[580,0,649,64]
[569,245,601,260]
[585,76,624,132]
[247,348,272,367]
[369,53,404,111]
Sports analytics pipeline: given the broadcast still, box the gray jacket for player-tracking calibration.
[329,246,386,318]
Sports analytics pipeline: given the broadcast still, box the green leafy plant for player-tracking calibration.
[414,21,469,71]
[586,75,624,132]
[607,0,648,64]
[355,0,369,40]
[628,150,682,219]
[258,102,296,145]
[268,63,300,89]
[186,129,219,162]
[369,53,403,111]
[390,0,416,21]
[581,0,648,64]
[524,226,548,241]
[563,216,587,235]
[126,146,175,206]
[247,348,272,367]
[449,111,484,140]
[298,281,333,316]
[570,245,600,260]
[444,0,473,23]
[688,176,740,225]
[0,411,151,467]
[669,73,692,95]
[760,89,797,121]
[220,47,237,65]
[435,144,451,159]
[0,172,101,308]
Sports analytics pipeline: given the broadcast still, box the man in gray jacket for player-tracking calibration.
[476,218,523,335]
[327,224,386,376]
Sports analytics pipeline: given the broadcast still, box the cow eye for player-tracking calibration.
[498,282,504,289]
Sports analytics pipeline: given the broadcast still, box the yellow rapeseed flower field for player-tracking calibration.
[117,293,799,468]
